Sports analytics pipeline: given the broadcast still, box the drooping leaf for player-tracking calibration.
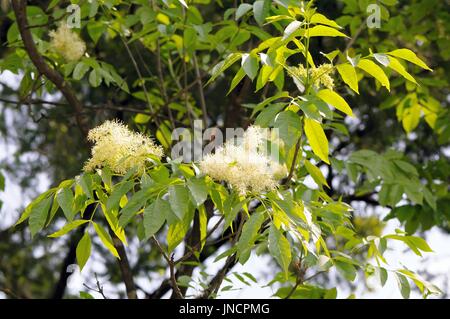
[76,231,91,271]
[187,178,208,207]
[93,222,119,258]
[48,220,90,238]
[237,212,265,263]
[29,196,53,237]
[268,225,292,278]
[235,3,253,21]
[143,199,167,238]
[304,118,330,164]
[304,160,329,188]
[316,89,354,117]
[168,185,190,220]
[336,64,359,93]
[241,53,260,80]
[387,49,432,71]
[387,57,417,84]
[357,59,390,91]
[56,187,76,221]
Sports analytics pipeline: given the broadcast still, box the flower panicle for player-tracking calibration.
[49,24,86,62]
[83,120,163,175]
[199,126,287,195]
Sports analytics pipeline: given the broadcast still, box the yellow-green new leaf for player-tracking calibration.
[387,49,432,71]
[304,160,329,188]
[304,118,330,164]
[402,104,422,133]
[76,231,91,271]
[48,220,90,238]
[93,222,120,258]
[305,25,347,38]
[316,89,354,117]
[336,64,359,93]
[357,59,390,91]
[387,57,418,85]
[310,13,342,29]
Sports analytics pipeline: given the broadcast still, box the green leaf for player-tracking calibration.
[304,118,330,164]
[118,188,150,227]
[273,110,302,149]
[395,273,411,299]
[56,187,76,221]
[77,174,94,199]
[106,181,134,213]
[387,57,417,84]
[316,89,354,117]
[79,291,94,299]
[402,104,421,133]
[237,212,265,263]
[283,20,302,40]
[304,160,329,188]
[0,171,4,191]
[143,199,166,238]
[387,49,432,71]
[16,188,57,226]
[76,231,91,271]
[335,261,357,281]
[207,53,242,85]
[93,222,119,258]
[227,68,246,94]
[336,64,359,94]
[379,267,388,287]
[305,25,347,38]
[187,178,208,207]
[167,208,194,253]
[407,236,433,253]
[199,205,208,251]
[253,0,270,26]
[48,220,90,238]
[29,196,53,237]
[268,225,292,278]
[89,69,102,87]
[236,3,253,21]
[235,3,253,20]
[73,62,90,80]
[241,53,259,81]
[168,185,190,220]
[357,59,390,91]
[87,21,106,44]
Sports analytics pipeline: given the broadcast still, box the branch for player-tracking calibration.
[198,214,245,299]
[83,273,108,299]
[110,230,138,299]
[192,54,208,128]
[285,137,302,184]
[151,236,183,299]
[12,0,89,137]
[198,255,237,299]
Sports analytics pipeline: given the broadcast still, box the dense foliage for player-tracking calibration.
[0,0,448,299]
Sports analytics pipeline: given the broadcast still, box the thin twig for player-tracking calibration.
[83,273,108,299]
[151,236,183,299]
[192,54,208,128]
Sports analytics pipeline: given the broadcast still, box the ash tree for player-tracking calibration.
[0,0,448,299]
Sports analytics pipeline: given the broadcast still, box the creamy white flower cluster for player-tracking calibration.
[199,126,287,195]
[291,63,335,90]
[83,120,163,174]
[49,24,86,62]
